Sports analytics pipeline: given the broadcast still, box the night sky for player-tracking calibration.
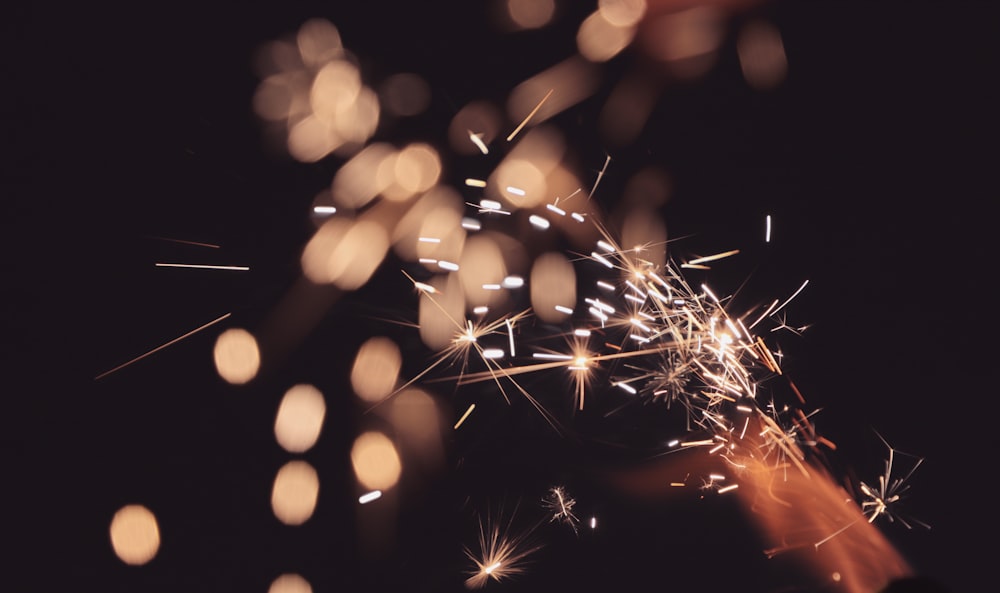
[4,2,995,592]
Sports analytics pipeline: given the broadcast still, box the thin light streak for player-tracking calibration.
[506,88,554,141]
[588,154,611,200]
[465,178,487,188]
[765,214,772,242]
[313,205,337,215]
[146,235,220,249]
[685,250,741,266]
[95,313,232,380]
[155,263,250,271]
[454,403,476,429]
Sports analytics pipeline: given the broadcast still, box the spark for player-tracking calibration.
[859,433,930,529]
[542,486,579,533]
[454,404,476,429]
[146,235,220,249]
[154,263,250,271]
[765,214,772,242]
[464,505,542,589]
[468,131,489,154]
[95,313,232,380]
[358,490,382,504]
[313,205,337,215]
[588,154,611,200]
[506,88,554,142]
[683,249,740,268]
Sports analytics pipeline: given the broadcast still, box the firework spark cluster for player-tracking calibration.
[95,6,928,592]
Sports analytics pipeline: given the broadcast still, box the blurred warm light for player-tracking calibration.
[638,6,724,78]
[530,252,577,323]
[380,73,431,117]
[296,18,343,68]
[310,60,361,122]
[392,143,442,197]
[577,10,637,62]
[301,217,389,289]
[213,327,261,385]
[419,273,466,351]
[737,19,787,90]
[254,39,304,78]
[492,159,547,209]
[391,187,466,267]
[599,72,659,146]
[506,0,556,29]
[253,72,307,122]
[507,57,599,130]
[621,208,667,269]
[599,0,647,26]
[448,101,502,155]
[332,143,397,209]
[271,460,320,525]
[351,431,402,490]
[269,573,313,593]
[350,336,402,403]
[332,85,380,151]
[287,115,341,163]
[388,389,445,469]
[274,384,326,453]
[458,234,509,308]
[623,166,672,209]
[109,504,160,565]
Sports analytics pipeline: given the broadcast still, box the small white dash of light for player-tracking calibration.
[589,517,597,529]
[418,236,441,243]
[468,132,489,155]
[461,218,482,231]
[554,305,574,315]
[571,212,586,222]
[616,382,637,395]
[546,204,566,216]
[502,276,524,289]
[573,329,591,337]
[438,260,460,272]
[765,214,772,243]
[505,186,526,196]
[591,252,614,268]
[528,215,550,229]
[482,283,501,290]
[473,306,489,314]
[596,280,615,291]
[480,199,502,210]
[596,240,615,252]
[482,348,505,359]
[313,205,337,215]
[465,178,487,188]
[359,490,382,504]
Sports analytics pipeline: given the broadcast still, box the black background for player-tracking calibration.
[4,1,995,592]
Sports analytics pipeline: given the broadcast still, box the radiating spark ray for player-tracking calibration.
[685,250,740,266]
[506,88,554,142]
[588,154,611,200]
[95,313,232,380]
[771,279,810,316]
